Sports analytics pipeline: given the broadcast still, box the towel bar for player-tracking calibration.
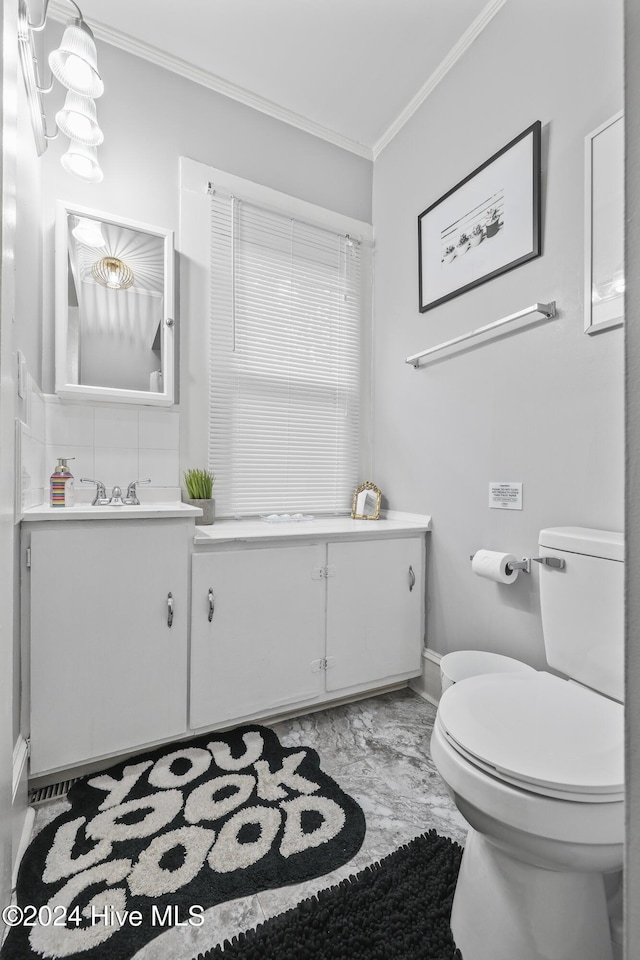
[406,301,556,368]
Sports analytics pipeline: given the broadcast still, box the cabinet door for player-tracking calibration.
[325,537,424,692]
[29,520,189,775]
[190,544,325,729]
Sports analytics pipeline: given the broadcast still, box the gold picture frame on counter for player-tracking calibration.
[351,481,382,520]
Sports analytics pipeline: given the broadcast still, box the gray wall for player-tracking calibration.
[371,0,624,669]
[39,38,373,392]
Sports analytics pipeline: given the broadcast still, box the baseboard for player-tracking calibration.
[409,648,442,706]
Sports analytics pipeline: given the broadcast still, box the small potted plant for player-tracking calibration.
[443,244,456,263]
[485,208,500,238]
[183,468,216,524]
[470,223,484,247]
[457,232,470,254]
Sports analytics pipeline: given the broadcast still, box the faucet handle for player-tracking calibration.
[80,478,110,506]
[124,478,151,505]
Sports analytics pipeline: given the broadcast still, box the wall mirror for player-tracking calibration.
[55,201,175,405]
[584,111,624,335]
[351,481,382,520]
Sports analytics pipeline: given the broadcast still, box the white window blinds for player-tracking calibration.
[208,194,362,517]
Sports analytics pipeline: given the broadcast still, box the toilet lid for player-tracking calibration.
[438,672,623,801]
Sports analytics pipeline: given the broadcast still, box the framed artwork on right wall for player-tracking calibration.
[418,121,541,313]
[584,111,624,334]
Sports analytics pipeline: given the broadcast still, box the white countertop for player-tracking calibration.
[21,502,202,521]
[20,506,432,540]
[193,512,432,544]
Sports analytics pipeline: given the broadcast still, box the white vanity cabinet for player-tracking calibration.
[25,513,194,776]
[24,509,430,779]
[325,537,424,692]
[190,518,429,730]
[190,543,326,729]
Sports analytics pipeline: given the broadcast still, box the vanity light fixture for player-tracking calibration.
[48,15,103,98]
[17,0,104,182]
[56,91,103,146]
[92,256,135,290]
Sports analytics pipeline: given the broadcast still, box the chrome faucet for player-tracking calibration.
[109,485,125,505]
[123,478,151,505]
[80,477,151,505]
[80,478,110,506]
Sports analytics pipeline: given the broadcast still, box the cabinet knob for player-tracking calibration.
[408,565,416,592]
[208,588,215,622]
[167,592,174,627]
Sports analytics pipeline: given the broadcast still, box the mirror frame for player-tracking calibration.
[351,481,382,520]
[55,201,176,405]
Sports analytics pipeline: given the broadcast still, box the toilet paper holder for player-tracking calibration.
[468,555,566,574]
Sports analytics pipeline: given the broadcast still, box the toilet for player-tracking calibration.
[430,527,624,960]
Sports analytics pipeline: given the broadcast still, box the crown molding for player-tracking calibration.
[49,0,506,163]
[372,0,509,159]
[47,1,373,160]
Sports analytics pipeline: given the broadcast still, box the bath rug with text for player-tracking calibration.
[1,724,365,960]
[203,829,463,960]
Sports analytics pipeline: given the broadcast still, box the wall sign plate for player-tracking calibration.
[489,482,523,510]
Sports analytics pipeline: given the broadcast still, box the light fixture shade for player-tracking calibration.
[92,257,135,290]
[72,217,104,247]
[56,91,103,146]
[61,142,104,183]
[48,19,104,98]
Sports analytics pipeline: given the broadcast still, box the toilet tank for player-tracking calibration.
[539,527,624,701]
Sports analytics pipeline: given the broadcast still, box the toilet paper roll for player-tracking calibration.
[471,549,519,584]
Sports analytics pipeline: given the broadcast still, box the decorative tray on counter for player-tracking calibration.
[259,513,314,523]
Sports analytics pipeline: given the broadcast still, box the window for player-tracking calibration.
[206,191,365,517]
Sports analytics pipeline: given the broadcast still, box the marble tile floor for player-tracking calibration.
[30,687,467,959]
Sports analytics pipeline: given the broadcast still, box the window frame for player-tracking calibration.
[179,157,373,516]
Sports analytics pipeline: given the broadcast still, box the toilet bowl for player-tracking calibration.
[431,527,625,960]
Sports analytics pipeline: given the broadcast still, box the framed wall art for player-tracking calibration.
[584,111,624,334]
[418,121,542,313]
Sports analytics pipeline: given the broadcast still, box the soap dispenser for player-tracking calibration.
[50,457,75,508]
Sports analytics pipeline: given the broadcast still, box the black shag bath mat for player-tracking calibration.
[201,830,463,960]
[1,725,365,960]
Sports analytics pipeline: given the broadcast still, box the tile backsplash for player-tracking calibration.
[21,395,181,509]
[17,374,46,512]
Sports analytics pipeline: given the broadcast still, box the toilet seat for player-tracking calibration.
[437,672,623,802]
